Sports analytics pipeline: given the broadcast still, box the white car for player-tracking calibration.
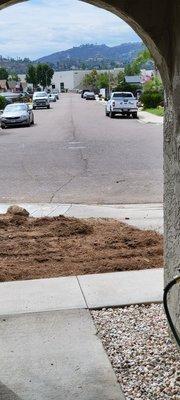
[106,92,138,118]
[1,103,34,129]
[85,92,96,100]
[48,93,57,102]
[33,91,50,109]
[52,90,59,100]
[83,91,90,99]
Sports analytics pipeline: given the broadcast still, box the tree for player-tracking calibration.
[114,71,141,95]
[26,65,38,89]
[26,63,54,90]
[0,68,8,80]
[9,73,19,81]
[140,76,164,108]
[143,76,163,93]
[124,62,141,76]
[0,95,8,109]
[36,63,54,89]
[96,72,109,89]
[83,69,98,90]
[125,48,152,76]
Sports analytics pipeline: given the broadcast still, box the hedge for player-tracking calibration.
[140,91,163,109]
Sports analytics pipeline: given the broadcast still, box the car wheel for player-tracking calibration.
[1,124,6,129]
[132,112,138,119]
[105,109,109,116]
[33,106,36,110]
[47,105,50,109]
[31,117,34,125]
[27,118,31,127]
[110,110,115,118]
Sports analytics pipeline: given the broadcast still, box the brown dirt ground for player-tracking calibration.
[0,211,163,282]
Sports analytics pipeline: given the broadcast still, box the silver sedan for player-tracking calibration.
[1,103,34,129]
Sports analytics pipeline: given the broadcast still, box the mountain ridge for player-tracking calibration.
[36,42,144,70]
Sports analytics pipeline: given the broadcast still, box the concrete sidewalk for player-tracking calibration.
[138,110,163,125]
[0,202,163,233]
[0,268,163,315]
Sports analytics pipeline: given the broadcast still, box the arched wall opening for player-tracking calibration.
[0,0,179,342]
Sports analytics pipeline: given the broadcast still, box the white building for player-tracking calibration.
[18,68,124,92]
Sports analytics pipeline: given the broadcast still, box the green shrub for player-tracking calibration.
[0,95,8,110]
[140,91,163,109]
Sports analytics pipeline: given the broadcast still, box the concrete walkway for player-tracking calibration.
[0,309,125,400]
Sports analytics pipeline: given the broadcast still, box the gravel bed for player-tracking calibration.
[92,304,180,400]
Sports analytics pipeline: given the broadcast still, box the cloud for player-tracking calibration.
[0,0,140,59]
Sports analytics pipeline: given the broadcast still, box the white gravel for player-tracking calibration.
[92,304,180,400]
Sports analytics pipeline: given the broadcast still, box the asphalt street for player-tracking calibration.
[0,93,163,204]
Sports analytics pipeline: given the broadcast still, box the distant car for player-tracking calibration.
[52,90,59,100]
[85,91,96,100]
[33,91,50,109]
[81,89,90,98]
[48,93,57,102]
[1,103,34,129]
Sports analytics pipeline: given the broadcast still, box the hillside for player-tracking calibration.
[36,42,144,70]
[0,42,145,74]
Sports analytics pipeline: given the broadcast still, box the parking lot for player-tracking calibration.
[0,93,163,204]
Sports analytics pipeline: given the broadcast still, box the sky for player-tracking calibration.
[0,0,140,60]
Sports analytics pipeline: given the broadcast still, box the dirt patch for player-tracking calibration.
[0,208,163,282]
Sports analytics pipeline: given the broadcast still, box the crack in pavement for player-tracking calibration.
[49,176,75,203]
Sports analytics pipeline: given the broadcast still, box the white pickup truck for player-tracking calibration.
[106,91,138,118]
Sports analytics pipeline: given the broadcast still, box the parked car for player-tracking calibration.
[52,90,59,100]
[48,93,57,102]
[0,92,21,103]
[1,103,34,129]
[85,92,96,100]
[106,92,138,118]
[33,91,50,109]
[81,89,90,98]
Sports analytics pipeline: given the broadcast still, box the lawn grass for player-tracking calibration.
[146,106,164,117]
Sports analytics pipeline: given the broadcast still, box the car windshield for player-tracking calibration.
[34,92,47,98]
[112,93,133,98]
[5,104,27,112]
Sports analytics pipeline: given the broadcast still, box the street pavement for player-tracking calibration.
[0,93,163,204]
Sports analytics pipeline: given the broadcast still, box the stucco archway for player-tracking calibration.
[0,0,179,337]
